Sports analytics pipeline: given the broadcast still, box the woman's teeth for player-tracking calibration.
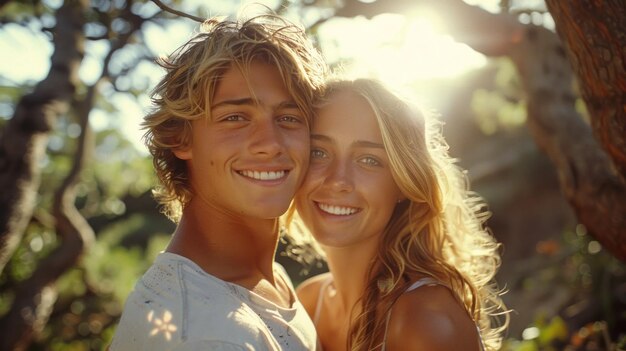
[318,203,359,215]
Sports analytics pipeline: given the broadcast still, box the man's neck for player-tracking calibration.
[165,199,281,285]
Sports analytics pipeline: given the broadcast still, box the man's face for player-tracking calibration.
[174,61,309,219]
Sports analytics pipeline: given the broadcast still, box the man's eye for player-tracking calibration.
[224,114,245,121]
[278,115,302,123]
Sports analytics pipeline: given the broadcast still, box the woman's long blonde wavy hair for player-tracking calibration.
[142,9,327,222]
[288,78,508,350]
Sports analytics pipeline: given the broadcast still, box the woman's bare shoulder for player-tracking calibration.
[385,284,481,351]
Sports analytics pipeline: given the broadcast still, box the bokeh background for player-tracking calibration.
[0,0,624,350]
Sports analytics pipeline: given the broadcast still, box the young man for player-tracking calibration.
[109,12,327,350]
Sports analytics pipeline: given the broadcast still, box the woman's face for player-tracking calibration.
[295,90,404,249]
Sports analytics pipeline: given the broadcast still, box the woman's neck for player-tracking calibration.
[323,238,379,316]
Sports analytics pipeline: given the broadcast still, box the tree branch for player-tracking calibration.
[0,0,89,345]
[0,0,87,275]
[0,1,150,348]
[150,0,204,23]
[335,0,524,56]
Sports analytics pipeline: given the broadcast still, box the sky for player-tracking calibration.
[0,0,507,152]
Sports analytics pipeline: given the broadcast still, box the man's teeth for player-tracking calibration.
[318,203,358,215]
[239,170,286,180]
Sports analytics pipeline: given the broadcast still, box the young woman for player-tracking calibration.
[289,78,508,351]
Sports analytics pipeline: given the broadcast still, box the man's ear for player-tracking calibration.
[171,121,193,160]
[173,145,192,160]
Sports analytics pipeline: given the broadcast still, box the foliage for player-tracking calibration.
[470,58,526,135]
[501,226,626,351]
[1,0,625,349]
[37,228,170,350]
[0,120,168,349]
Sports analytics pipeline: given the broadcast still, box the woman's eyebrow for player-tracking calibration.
[311,134,332,142]
[311,135,384,150]
[354,140,384,149]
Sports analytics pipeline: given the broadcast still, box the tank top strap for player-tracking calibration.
[381,277,442,350]
[313,276,333,326]
[405,277,442,292]
[381,277,485,351]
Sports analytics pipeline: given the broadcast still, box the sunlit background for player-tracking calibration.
[0,0,513,151]
[1,0,623,350]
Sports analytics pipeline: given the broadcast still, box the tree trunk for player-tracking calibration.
[332,0,626,261]
[545,1,626,181]
[508,24,626,263]
[0,1,90,349]
[0,3,153,349]
[0,1,151,347]
[0,48,96,351]
[0,0,87,275]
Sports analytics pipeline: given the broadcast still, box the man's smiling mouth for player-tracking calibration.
[237,170,287,180]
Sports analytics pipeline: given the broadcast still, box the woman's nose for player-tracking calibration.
[323,160,354,193]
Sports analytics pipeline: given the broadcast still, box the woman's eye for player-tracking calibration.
[360,156,381,167]
[311,149,326,159]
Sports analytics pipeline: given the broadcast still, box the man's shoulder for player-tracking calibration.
[109,255,188,349]
[112,293,266,348]
[136,253,249,319]
[111,254,273,350]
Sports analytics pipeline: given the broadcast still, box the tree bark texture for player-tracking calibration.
[0,0,87,275]
[0,0,151,347]
[0,0,89,349]
[0,88,97,351]
[332,0,626,261]
[545,0,626,181]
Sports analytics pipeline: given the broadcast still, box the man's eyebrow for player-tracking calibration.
[211,98,255,110]
[211,98,299,110]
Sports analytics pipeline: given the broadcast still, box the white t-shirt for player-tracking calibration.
[109,252,317,351]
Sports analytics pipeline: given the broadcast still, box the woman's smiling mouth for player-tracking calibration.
[316,202,361,216]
